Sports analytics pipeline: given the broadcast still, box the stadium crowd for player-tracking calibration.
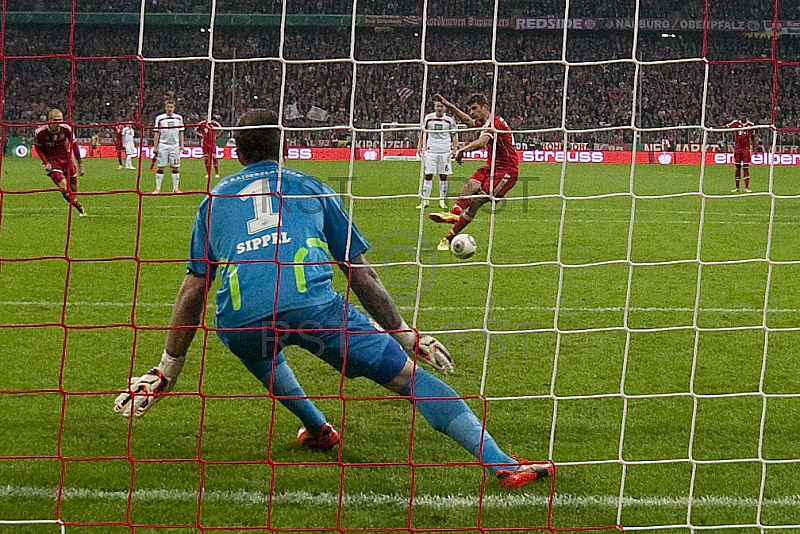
[8,0,799,19]
[4,20,799,149]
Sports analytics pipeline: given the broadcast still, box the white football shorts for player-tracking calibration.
[156,144,181,168]
[124,143,136,157]
[424,152,452,176]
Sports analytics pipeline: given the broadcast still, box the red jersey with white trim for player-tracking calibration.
[475,115,518,172]
[197,120,221,149]
[726,120,754,152]
[34,124,81,166]
[114,124,124,149]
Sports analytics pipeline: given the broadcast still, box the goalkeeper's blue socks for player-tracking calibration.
[261,356,328,433]
[400,368,516,474]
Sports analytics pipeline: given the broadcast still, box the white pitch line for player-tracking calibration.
[4,205,800,219]
[1,485,798,510]
[3,207,799,225]
[0,301,798,314]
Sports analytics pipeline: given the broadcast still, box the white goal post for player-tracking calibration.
[379,122,422,161]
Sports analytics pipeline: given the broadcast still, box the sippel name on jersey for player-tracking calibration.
[236,231,292,255]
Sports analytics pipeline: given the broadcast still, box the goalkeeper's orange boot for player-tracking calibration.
[297,422,340,451]
[429,212,459,224]
[496,456,554,489]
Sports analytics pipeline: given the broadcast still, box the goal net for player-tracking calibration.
[1,0,799,533]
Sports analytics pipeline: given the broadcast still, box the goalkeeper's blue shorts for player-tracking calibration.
[217,293,408,385]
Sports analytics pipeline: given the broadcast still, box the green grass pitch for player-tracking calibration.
[1,155,800,533]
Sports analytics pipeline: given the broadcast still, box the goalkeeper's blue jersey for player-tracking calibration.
[187,160,370,328]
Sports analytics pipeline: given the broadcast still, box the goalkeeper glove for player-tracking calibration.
[384,319,454,375]
[114,351,185,417]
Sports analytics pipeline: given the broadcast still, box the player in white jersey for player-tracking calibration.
[416,100,458,210]
[152,100,185,194]
[122,123,136,169]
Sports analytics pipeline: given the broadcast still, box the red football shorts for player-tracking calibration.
[203,145,217,158]
[48,161,78,186]
[733,150,751,165]
[471,166,519,198]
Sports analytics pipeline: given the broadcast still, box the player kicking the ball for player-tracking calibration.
[113,108,552,489]
[417,100,457,210]
[152,100,184,194]
[34,108,87,216]
[428,93,519,251]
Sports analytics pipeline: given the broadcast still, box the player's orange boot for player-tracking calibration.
[152,189,161,195]
[496,456,554,489]
[297,422,340,451]
[429,212,459,224]
[173,189,183,194]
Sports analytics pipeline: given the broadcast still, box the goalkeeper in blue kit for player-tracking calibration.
[113,109,552,489]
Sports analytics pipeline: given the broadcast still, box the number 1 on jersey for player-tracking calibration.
[239,178,280,234]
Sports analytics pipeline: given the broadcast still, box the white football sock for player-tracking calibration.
[155,172,164,190]
[172,172,180,191]
[422,179,432,199]
[440,178,449,199]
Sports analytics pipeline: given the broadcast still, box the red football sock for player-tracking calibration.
[744,171,750,188]
[62,191,83,212]
[446,211,474,240]
[452,198,470,216]
[734,168,741,188]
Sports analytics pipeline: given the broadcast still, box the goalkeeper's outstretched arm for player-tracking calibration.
[164,272,208,357]
[342,255,453,375]
[341,254,404,333]
[114,273,208,416]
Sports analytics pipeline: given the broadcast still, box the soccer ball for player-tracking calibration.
[450,234,477,259]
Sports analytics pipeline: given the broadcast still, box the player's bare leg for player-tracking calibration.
[732,163,741,193]
[438,175,449,209]
[171,165,181,193]
[430,179,479,223]
[417,173,434,209]
[743,164,751,192]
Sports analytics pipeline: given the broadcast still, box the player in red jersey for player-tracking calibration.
[113,121,125,169]
[726,119,755,193]
[429,93,519,251]
[34,108,86,216]
[197,117,221,179]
